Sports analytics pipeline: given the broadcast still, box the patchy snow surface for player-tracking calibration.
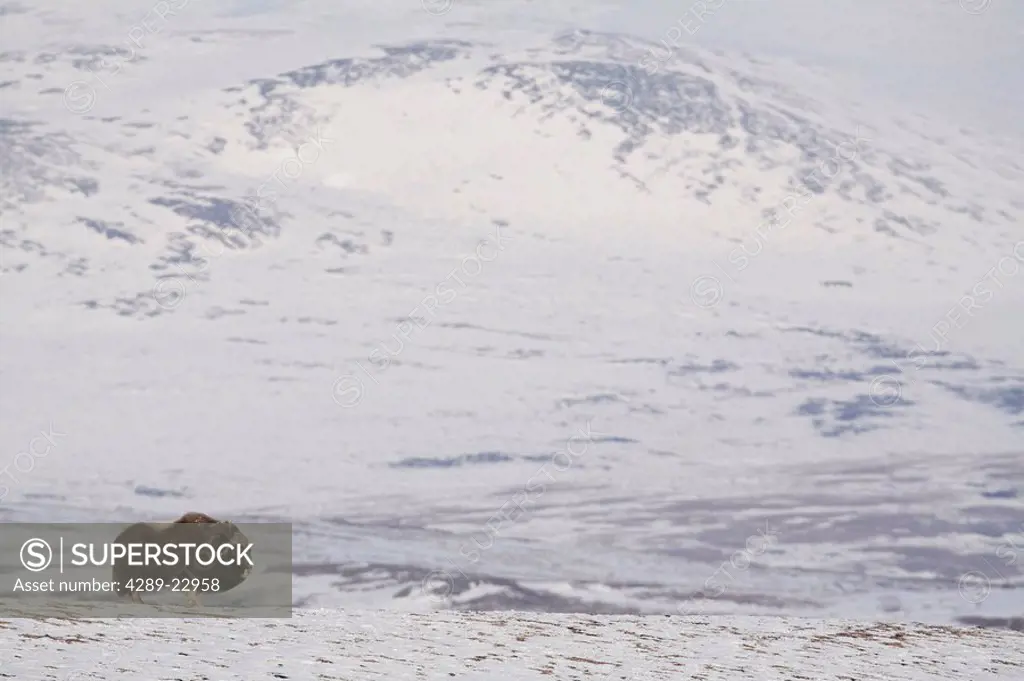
[1,0,1022,630]
[1,609,1022,680]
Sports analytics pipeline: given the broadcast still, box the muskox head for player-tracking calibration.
[170,512,253,592]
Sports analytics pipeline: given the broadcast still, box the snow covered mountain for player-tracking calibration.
[0,0,1022,628]
[3,15,1021,303]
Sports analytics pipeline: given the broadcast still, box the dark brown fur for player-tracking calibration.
[112,512,252,606]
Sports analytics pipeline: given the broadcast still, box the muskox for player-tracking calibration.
[112,512,253,607]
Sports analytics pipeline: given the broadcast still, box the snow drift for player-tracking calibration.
[1,609,1022,680]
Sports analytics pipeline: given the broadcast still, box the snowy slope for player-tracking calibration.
[1,609,1022,680]
[1,0,1022,628]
